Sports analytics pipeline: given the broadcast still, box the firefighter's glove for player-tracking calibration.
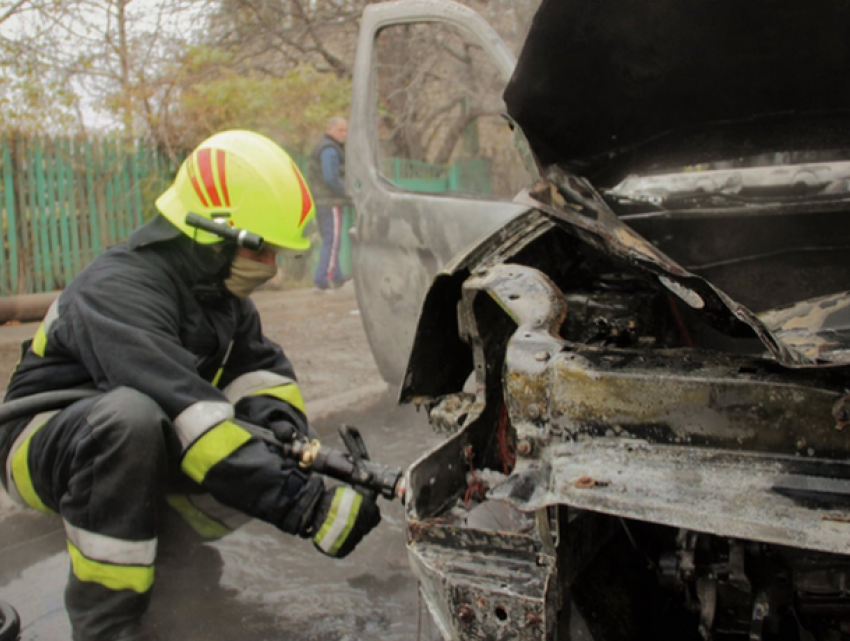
[310,486,381,559]
[268,419,305,443]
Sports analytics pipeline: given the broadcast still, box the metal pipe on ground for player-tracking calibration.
[0,292,60,325]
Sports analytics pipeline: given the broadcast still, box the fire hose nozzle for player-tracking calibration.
[296,439,322,470]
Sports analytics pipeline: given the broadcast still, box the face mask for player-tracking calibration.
[224,253,278,299]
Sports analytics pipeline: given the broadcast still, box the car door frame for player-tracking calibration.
[347,0,530,385]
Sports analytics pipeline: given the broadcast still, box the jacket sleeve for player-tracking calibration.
[216,299,310,437]
[62,256,317,532]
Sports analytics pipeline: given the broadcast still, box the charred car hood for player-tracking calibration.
[504,0,850,183]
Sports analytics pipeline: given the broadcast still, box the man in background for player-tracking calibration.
[308,116,350,292]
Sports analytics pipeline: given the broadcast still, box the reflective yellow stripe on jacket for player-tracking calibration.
[181,420,251,483]
[173,400,252,484]
[31,299,59,357]
[222,371,306,414]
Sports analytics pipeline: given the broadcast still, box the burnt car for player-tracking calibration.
[349,0,850,639]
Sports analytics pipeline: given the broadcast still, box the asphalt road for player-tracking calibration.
[0,393,443,641]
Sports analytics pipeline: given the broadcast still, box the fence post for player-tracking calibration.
[43,137,62,289]
[119,140,132,238]
[12,133,32,294]
[33,136,53,292]
[1,135,13,296]
[132,140,143,227]
[73,136,91,267]
[84,139,102,256]
[54,137,73,287]
[64,137,82,275]
[447,161,460,192]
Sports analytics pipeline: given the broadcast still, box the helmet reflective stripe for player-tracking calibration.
[64,521,156,566]
[188,148,231,208]
[5,410,59,513]
[313,486,362,556]
[292,160,313,227]
[186,153,209,207]
[173,400,234,451]
[67,541,154,594]
[181,419,252,484]
[199,148,227,207]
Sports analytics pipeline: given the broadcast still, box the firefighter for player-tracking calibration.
[0,130,381,641]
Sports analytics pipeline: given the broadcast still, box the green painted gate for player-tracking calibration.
[0,134,176,296]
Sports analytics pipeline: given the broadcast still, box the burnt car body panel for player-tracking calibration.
[402,204,850,639]
[349,0,850,639]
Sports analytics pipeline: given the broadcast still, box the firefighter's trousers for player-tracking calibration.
[3,387,247,641]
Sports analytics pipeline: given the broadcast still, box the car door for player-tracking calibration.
[347,0,532,385]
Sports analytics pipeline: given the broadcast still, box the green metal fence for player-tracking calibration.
[0,134,176,296]
[383,157,491,195]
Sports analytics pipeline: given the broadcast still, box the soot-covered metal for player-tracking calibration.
[398,154,850,640]
[504,0,850,182]
[402,186,850,638]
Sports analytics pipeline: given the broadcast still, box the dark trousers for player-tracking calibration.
[313,206,347,290]
[17,388,170,640]
[4,387,252,640]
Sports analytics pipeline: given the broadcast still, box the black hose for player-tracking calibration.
[0,389,101,426]
[0,599,20,641]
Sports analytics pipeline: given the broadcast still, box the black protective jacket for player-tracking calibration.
[2,216,319,534]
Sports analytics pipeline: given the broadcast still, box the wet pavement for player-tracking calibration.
[0,393,444,640]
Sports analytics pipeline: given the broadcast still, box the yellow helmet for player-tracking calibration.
[156,130,315,251]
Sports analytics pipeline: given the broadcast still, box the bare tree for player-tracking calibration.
[375,22,505,166]
[208,0,362,78]
[0,0,540,149]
